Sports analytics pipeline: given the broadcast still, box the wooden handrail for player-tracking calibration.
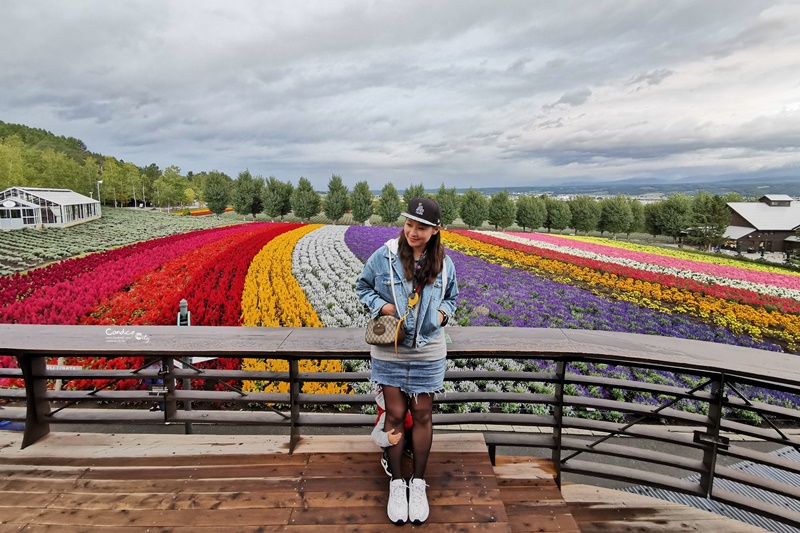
[1,324,799,528]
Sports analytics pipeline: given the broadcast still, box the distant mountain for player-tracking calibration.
[453,175,799,198]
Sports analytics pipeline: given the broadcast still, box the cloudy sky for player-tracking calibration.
[2,1,800,190]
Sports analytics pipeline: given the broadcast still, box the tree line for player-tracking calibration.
[1,120,740,247]
[221,173,741,249]
[0,121,208,209]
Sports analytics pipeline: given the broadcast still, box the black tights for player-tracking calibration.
[382,386,433,480]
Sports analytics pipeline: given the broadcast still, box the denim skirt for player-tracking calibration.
[371,357,446,396]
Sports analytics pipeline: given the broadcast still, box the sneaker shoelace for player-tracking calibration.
[409,479,427,506]
[390,480,407,506]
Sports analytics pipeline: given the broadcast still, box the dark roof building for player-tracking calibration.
[725,195,800,253]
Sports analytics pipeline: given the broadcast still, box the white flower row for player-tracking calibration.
[292,225,370,328]
[486,231,800,301]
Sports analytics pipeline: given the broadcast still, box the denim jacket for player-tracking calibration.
[355,238,458,348]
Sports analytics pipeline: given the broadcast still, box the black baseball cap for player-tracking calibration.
[402,197,441,226]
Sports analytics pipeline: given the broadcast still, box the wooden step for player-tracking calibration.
[0,432,511,532]
[493,455,581,533]
[0,431,771,532]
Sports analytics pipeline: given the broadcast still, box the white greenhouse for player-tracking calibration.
[0,187,101,230]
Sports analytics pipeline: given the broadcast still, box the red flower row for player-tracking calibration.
[81,223,280,325]
[0,225,257,324]
[185,223,303,326]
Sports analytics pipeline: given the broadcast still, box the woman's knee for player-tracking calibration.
[385,409,407,427]
[409,404,433,425]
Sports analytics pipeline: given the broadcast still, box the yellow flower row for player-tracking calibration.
[240,225,348,395]
[241,225,324,327]
[443,232,800,351]
[241,357,348,396]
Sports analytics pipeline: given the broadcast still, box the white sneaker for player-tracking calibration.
[408,477,429,524]
[387,478,408,525]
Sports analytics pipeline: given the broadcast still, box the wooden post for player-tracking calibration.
[552,359,566,489]
[17,356,50,448]
[699,373,726,498]
[164,356,176,422]
[289,357,300,454]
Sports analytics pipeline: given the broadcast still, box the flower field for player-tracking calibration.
[1,223,798,417]
[0,208,240,276]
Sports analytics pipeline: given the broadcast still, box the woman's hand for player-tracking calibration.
[381,303,397,317]
[438,310,445,325]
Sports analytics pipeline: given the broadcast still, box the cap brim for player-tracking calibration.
[401,212,439,226]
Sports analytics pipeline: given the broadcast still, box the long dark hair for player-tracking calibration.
[397,228,444,284]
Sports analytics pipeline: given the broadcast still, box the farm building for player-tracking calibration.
[725,194,800,253]
[0,187,100,230]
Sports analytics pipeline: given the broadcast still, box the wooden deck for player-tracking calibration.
[0,431,770,532]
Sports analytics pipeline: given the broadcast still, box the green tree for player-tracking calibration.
[121,162,143,207]
[598,195,634,239]
[291,177,321,222]
[643,202,662,238]
[568,195,601,235]
[28,148,74,189]
[164,165,188,208]
[98,157,116,206]
[203,171,230,216]
[102,157,142,207]
[625,197,645,238]
[686,191,731,249]
[377,182,402,224]
[81,156,100,200]
[0,136,27,190]
[139,163,161,207]
[350,181,374,225]
[723,192,744,203]
[543,195,571,233]
[459,188,488,229]
[232,170,264,220]
[403,182,426,206]
[435,183,459,227]
[0,120,91,164]
[184,188,197,206]
[515,195,546,231]
[322,174,349,224]
[487,190,516,230]
[262,176,294,221]
[657,193,693,242]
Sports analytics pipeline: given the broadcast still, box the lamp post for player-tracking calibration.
[96,180,103,216]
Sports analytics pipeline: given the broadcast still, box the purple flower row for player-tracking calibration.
[344,226,796,412]
[345,226,776,350]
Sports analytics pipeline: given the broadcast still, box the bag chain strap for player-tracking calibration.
[389,250,424,354]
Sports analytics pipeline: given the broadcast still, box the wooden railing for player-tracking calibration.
[1,324,799,528]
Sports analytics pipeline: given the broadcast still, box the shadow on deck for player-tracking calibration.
[0,432,769,532]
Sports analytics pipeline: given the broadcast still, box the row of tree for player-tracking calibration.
[216,172,739,248]
[1,121,740,246]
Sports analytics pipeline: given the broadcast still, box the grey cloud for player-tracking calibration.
[1,1,799,189]
[55,102,113,125]
[507,56,533,73]
[545,89,592,110]
[628,68,675,87]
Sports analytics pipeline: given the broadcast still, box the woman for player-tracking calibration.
[355,197,459,525]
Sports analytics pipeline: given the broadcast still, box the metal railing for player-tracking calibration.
[1,324,799,528]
